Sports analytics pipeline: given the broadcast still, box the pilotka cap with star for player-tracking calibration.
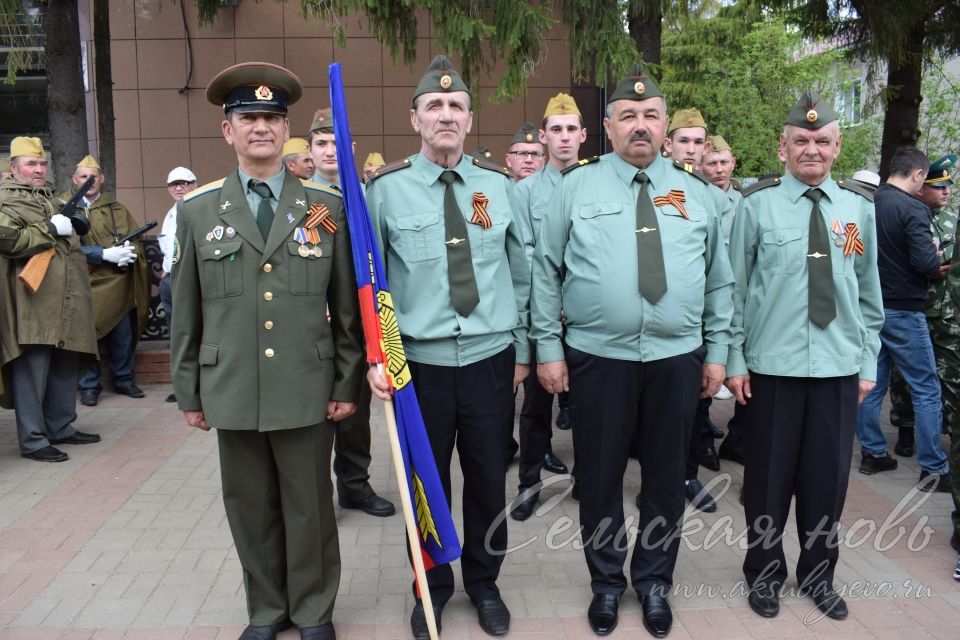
[413,55,470,104]
[206,61,303,115]
[608,65,663,104]
[668,108,708,135]
[786,92,838,129]
[511,122,540,146]
[310,107,334,133]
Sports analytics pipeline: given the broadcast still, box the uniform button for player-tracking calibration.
[264,292,273,301]
[264,321,273,330]
[214,249,221,256]
[265,348,275,358]
[263,263,272,273]
[57,340,64,348]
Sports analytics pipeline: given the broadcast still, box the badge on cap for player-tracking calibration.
[525,132,534,142]
[806,109,818,123]
[440,74,452,90]
[255,86,273,101]
[634,81,645,96]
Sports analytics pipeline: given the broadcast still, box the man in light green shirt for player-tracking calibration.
[365,55,529,639]
[724,93,883,622]
[532,67,733,638]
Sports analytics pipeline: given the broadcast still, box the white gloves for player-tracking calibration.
[102,241,137,267]
[49,214,73,237]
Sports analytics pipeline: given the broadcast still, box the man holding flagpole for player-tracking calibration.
[365,55,530,638]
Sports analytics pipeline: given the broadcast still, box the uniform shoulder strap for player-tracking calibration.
[183,178,226,202]
[837,178,875,203]
[472,156,512,177]
[741,176,783,198]
[366,157,414,185]
[671,159,711,186]
[560,156,600,175]
[300,180,343,198]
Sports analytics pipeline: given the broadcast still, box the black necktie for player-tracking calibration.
[805,187,836,328]
[248,179,273,240]
[438,170,480,316]
[634,172,667,303]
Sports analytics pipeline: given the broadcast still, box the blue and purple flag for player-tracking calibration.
[328,63,462,570]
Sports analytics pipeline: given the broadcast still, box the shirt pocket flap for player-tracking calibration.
[316,337,334,360]
[578,203,623,219]
[198,240,243,261]
[761,227,803,245]
[396,212,441,231]
[198,343,219,366]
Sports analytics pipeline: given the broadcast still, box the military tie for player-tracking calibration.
[438,170,480,316]
[634,172,667,303]
[248,179,274,241]
[805,187,836,328]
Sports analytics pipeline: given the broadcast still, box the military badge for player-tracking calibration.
[213,225,224,241]
[225,226,236,238]
[470,192,492,229]
[440,74,452,89]
[286,211,295,223]
[205,232,214,242]
[172,236,181,264]
[843,222,864,256]
[634,81,645,96]
[806,109,818,122]
[652,190,689,219]
[254,85,273,101]
[831,219,847,247]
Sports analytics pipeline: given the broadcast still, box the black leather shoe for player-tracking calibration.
[21,446,69,462]
[299,623,335,640]
[555,406,572,430]
[587,593,620,635]
[338,493,396,517]
[238,620,292,640]
[165,393,177,403]
[807,588,848,620]
[685,479,717,513]
[859,452,898,474]
[80,392,99,406]
[894,427,915,457]
[510,490,539,521]
[918,470,952,493]
[747,585,779,618]
[411,600,444,640]
[638,594,672,638]
[115,384,145,398]
[543,451,568,474]
[50,431,101,445]
[474,597,510,636]
[718,438,745,465]
[699,441,721,471]
[705,416,724,439]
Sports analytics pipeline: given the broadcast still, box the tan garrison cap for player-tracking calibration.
[310,107,333,133]
[10,136,45,159]
[76,155,101,170]
[668,108,707,135]
[282,138,309,157]
[364,152,385,171]
[543,93,581,119]
[707,135,732,153]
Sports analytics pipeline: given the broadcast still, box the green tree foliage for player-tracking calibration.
[662,13,878,178]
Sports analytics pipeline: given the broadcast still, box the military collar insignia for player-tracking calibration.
[295,198,306,207]
[221,201,231,210]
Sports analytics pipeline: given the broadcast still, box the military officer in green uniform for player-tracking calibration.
[0,137,101,462]
[725,94,884,621]
[508,92,585,521]
[533,67,734,637]
[305,105,396,518]
[67,155,150,406]
[170,62,364,640]
[365,55,529,639]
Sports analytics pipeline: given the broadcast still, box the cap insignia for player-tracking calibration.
[255,85,273,101]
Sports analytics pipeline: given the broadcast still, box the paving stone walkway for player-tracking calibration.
[1,385,958,639]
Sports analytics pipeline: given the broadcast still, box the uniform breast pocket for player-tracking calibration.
[287,240,332,295]
[198,240,243,298]
[392,211,443,262]
[468,215,509,259]
[760,227,804,275]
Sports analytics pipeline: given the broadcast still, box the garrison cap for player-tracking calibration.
[786,92,837,129]
[510,122,541,146]
[310,107,333,133]
[413,55,470,103]
[282,138,309,157]
[9,136,45,159]
[206,62,302,115]
[364,152,385,171]
[543,92,581,119]
[76,155,101,171]
[707,135,732,153]
[474,146,493,159]
[608,65,663,104]
[925,154,956,187]
[668,108,707,135]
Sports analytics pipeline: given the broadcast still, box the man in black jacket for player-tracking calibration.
[856,147,952,492]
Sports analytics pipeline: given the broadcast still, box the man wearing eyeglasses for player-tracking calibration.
[158,167,198,403]
[505,123,545,182]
